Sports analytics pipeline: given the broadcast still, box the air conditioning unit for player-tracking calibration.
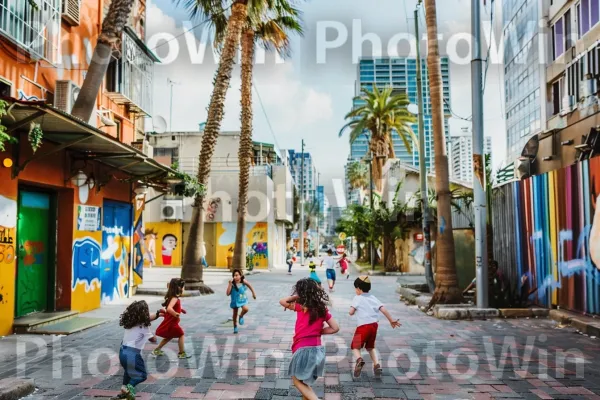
[62,0,81,26]
[55,80,80,113]
[161,200,183,221]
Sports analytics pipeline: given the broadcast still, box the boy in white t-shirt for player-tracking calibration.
[320,249,339,292]
[349,276,401,378]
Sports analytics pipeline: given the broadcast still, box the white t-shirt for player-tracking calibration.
[322,255,336,270]
[122,325,153,350]
[351,293,383,327]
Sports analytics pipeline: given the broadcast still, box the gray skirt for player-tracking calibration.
[288,346,326,386]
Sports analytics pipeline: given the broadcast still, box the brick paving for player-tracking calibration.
[2,267,600,399]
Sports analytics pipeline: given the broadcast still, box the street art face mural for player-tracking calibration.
[144,222,182,267]
[143,228,157,267]
[217,222,268,268]
[513,157,600,314]
[161,234,178,265]
[72,237,101,291]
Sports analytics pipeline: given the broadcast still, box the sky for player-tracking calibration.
[146,0,505,205]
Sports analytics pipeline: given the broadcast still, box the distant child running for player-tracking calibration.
[350,276,401,378]
[280,279,339,400]
[227,269,257,334]
[308,260,321,286]
[338,253,349,279]
[115,300,164,399]
[153,278,192,359]
[321,249,338,292]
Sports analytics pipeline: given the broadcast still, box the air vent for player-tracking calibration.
[62,0,81,26]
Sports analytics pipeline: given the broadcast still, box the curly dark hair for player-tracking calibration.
[119,300,151,329]
[162,278,185,307]
[232,269,245,292]
[292,278,329,324]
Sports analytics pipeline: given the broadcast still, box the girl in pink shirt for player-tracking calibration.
[280,278,339,400]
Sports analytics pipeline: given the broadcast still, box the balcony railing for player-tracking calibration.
[0,0,61,63]
[177,156,279,178]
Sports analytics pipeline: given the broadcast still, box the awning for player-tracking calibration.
[1,98,176,179]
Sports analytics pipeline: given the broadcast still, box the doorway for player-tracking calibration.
[101,200,132,304]
[16,190,56,317]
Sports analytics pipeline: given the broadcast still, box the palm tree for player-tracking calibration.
[71,0,136,121]
[340,86,417,192]
[347,161,369,190]
[231,3,303,270]
[423,0,461,304]
[178,0,252,293]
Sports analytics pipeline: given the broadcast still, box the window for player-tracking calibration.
[553,18,564,59]
[114,119,122,141]
[565,10,574,49]
[0,0,61,63]
[0,80,11,97]
[552,79,563,115]
[579,0,600,36]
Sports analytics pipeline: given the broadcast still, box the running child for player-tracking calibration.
[320,249,338,292]
[226,269,257,334]
[350,276,401,378]
[338,253,349,279]
[115,300,164,399]
[308,260,321,286]
[152,278,192,359]
[279,279,339,400]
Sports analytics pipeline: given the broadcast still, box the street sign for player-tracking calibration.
[336,245,345,254]
[338,232,347,240]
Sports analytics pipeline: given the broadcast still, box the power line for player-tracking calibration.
[444,98,472,121]
[252,80,281,153]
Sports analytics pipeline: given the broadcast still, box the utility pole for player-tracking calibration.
[316,172,320,255]
[300,139,305,266]
[471,0,488,307]
[368,150,375,271]
[415,2,435,293]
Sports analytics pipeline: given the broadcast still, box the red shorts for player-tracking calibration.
[351,323,378,350]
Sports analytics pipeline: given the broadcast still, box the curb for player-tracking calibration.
[549,309,600,336]
[135,289,203,297]
[0,378,35,400]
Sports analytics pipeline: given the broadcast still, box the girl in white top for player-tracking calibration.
[116,301,164,400]
[320,249,340,292]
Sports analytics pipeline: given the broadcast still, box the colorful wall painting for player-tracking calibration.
[0,194,17,336]
[215,222,269,269]
[144,222,182,267]
[132,195,146,286]
[495,157,600,315]
[72,232,102,312]
[101,201,132,304]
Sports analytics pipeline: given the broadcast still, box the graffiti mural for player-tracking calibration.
[206,198,221,221]
[72,237,101,291]
[216,222,269,269]
[144,222,182,267]
[0,195,17,335]
[132,195,146,286]
[509,157,600,315]
[101,202,132,304]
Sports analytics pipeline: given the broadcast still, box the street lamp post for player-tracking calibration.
[364,151,375,271]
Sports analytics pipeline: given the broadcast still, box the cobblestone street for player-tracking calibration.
[2,267,600,399]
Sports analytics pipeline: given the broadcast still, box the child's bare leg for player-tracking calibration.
[232,308,239,327]
[352,348,362,361]
[240,305,249,318]
[292,377,318,400]
[178,336,185,353]
[155,338,171,351]
[367,348,379,365]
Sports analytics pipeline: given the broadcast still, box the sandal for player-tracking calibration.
[353,357,365,378]
[374,363,383,377]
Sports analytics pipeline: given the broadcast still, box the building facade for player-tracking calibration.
[450,129,492,182]
[0,0,168,336]
[503,0,548,160]
[144,132,294,270]
[287,150,318,201]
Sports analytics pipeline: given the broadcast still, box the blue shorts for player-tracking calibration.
[326,269,336,281]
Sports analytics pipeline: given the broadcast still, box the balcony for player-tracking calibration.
[178,156,278,179]
[106,27,157,116]
[0,0,61,62]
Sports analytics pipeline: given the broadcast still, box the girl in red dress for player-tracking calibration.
[152,278,191,359]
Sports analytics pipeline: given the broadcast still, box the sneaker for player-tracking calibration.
[126,384,136,400]
[374,363,383,377]
[353,357,365,378]
[152,349,165,356]
[233,327,239,334]
[178,352,192,359]
[239,316,245,326]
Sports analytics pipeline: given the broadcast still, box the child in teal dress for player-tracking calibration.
[226,269,257,334]
[308,261,321,286]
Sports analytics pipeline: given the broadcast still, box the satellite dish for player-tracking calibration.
[520,135,539,159]
[153,116,167,134]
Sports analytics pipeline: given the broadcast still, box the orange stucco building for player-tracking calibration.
[0,0,167,335]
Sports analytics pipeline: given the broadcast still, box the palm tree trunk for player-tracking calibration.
[232,29,255,271]
[424,0,462,305]
[71,0,135,121]
[181,1,248,293]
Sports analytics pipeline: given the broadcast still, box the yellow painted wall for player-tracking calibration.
[145,222,183,267]
[215,222,269,269]
[0,194,17,336]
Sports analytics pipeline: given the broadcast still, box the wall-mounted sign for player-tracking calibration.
[77,206,101,231]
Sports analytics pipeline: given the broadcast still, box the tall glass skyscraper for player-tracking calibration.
[503,0,544,159]
[348,57,451,170]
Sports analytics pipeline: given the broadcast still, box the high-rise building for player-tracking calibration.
[345,56,451,204]
[450,128,492,182]
[287,150,318,201]
[503,0,547,160]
